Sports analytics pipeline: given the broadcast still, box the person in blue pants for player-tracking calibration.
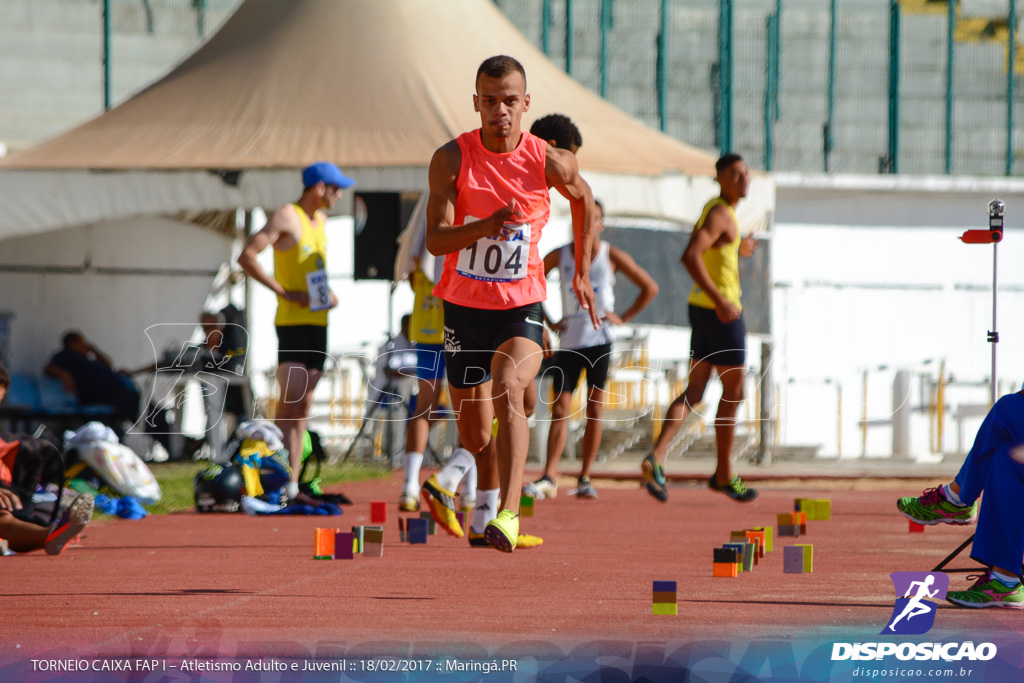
[897,388,1024,609]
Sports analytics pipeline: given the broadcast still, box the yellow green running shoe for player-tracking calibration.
[484,509,519,553]
[947,572,1024,609]
[897,487,977,526]
[421,474,464,538]
[708,474,758,502]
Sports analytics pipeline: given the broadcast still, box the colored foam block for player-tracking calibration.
[370,501,387,524]
[407,518,429,544]
[397,517,406,542]
[652,603,678,615]
[748,538,761,566]
[652,580,677,592]
[714,547,738,564]
[520,495,535,518]
[745,531,766,559]
[419,511,437,535]
[364,527,384,544]
[723,543,746,572]
[754,526,773,552]
[783,545,804,573]
[777,524,796,538]
[351,526,364,553]
[713,562,738,578]
[796,511,807,535]
[364,539,383,558]
[334,532,354,560]
[784,544,813,573]
[652,591,677,604]
[909,520,925,533]
[741,542,755,572]
[314,527,336,559]
[815,499,831,521]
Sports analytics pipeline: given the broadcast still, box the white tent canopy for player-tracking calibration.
[0,0,773,241]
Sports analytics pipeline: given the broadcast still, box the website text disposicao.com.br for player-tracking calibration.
[834,641,996,678]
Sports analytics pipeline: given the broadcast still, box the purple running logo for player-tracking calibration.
[881,572,949,635]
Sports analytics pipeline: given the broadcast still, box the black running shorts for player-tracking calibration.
[547,343,613,394]
[688,304,746,367]
[442,301,545,389]
[276,324,328,371]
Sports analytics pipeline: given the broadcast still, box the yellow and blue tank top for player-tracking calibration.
[688,197,742,311]
[409,269,444,345]
[274,204,329,327]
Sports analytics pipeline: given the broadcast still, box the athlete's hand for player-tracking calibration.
[0,487,23,512]
[573,271,601,329]
[488,199,525,240]
[541,327,554,359]
[715,300,741,323]
[281,290,310,308]
[603,312,624,326]
[328,290,339,309]
[739,233,757,258]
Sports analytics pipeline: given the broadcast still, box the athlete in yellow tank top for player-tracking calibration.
[274,204,329,327]
[237,161,354,500]
[641,153,762,506]
[688,197,742,311]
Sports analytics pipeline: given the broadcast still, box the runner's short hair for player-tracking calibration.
[715,153,744,175]
[476,55,527,90]
[529,114,582,151]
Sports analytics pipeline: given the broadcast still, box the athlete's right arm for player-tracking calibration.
[425,142,518,255]
[681,205,739,323]
[237,206,305,304]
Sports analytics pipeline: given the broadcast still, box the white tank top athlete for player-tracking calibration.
[557,241,615,350]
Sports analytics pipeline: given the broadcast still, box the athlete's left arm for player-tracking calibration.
[607,246,659,324]
[546,146,600,329]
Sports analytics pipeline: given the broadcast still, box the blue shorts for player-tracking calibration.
[415,343,446,381]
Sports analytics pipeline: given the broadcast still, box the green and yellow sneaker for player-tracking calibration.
[421,474,464,538]
[484,509,519,553]
[947,572,1024,609]
[897,487,978,526]
[708,474,758,502]
[642,453,668,502]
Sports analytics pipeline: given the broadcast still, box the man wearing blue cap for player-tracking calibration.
[238,161,354,500]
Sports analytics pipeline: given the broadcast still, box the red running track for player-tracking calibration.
[1,472,1019,663]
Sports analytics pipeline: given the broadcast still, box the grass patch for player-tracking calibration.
[140,460,390,515]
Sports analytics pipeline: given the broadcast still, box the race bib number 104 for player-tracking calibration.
[455,219,531,283]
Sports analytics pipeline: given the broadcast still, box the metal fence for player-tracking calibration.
[496,0,1024,176]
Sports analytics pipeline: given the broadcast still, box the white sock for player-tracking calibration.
[461,457,478,502]
[991,569,1021,587]
[438,447,474,493]
[472,488,499,533]
[285,481,299,499]
[942,483,964,506]
[403,452,423,495]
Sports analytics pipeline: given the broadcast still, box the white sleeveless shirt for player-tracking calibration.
[557,241,615,349]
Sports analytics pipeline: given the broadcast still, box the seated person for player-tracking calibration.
[0,488,94,555]
[897,387,1024,609]
[0,363,94,555]
[43,331,140,419]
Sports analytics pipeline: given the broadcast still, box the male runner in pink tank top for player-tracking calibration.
[424,55,599,552]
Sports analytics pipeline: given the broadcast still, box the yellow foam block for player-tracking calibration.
[652,603,678,615]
